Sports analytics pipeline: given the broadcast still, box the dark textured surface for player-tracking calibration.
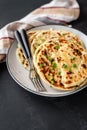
[0,0,87,130]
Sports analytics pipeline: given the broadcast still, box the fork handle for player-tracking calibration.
[20,29,32,59]
[14,30,29,59]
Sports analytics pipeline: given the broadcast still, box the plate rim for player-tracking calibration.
[6,25,87,97]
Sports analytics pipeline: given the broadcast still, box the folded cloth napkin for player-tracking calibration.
[0,0,80,61]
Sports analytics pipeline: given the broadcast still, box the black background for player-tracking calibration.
[0,0,87,130]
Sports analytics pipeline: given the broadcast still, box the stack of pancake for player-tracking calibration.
[16,29,87,90]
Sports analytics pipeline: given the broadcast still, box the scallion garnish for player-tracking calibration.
[63,64,68,68]
[71,56,75,60]
[50,80,54,85]
[40,63,44,67]
[52,62,57,69]
[62,33,66,36]
[73,63,77,68]
[58,71,61,76]
[48,56,53,62]
[55,45,60,50]
[40,38,45,42]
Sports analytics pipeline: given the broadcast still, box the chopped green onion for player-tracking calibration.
[34,43,39,49]
[50,80,54,85]
[58,71,61,76]
[62,33,66,36]
[55,45,60,50]
[48,56,53,62]
[52,62,57,69]
[49,76,53,81]
[40,38,45,42]
[40,63,44,67]
[71,56,75,60]
[73,64,77,68]
[63,64,68,68]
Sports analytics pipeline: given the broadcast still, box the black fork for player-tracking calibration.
[15,30,46,92]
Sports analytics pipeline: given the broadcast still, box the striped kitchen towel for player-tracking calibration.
[0,0,80,61]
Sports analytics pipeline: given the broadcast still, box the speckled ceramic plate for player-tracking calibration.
[6,25,87,97]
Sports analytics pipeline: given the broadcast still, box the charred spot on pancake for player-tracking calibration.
[57,57,61,62]
[74,49,82,56]
[65,81,72,84]
[67,71,73,75]
[60,82,64,87]
[81,64,86,69]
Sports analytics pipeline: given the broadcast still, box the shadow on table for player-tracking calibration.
[28,86,87,109]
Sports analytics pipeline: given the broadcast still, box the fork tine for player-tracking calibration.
[34,79,43,91]
[36,72,46,91]
[36,77,46,91]
[29,69,46,91]
[32,79,40,91]
[32,78,46,92]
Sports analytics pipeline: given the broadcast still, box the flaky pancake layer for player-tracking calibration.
[16,29,87,90]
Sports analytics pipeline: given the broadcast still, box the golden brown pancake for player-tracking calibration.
[16,29,87,90]
[33,32,87,90]
[27,29,85,54]
[27,29,63,55]
[16,47,29,70]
